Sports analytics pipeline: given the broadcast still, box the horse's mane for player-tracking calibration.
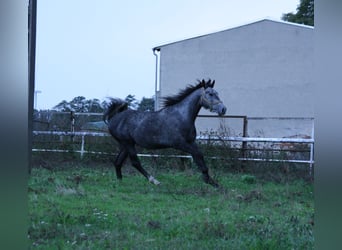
[103,98,128,124]
[162,80,205,108]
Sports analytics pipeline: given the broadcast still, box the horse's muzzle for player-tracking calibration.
[217,104,227,116]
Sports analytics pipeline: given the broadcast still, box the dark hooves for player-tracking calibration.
[203,175,219,188]
[209,180,219,188]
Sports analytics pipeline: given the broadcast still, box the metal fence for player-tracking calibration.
[32,111,314,174]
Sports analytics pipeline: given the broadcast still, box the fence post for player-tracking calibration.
[309,121,314,176]
[241,116,248,165]
[80,134,85,159]
[70,111,75,142]
[70,111,75,132]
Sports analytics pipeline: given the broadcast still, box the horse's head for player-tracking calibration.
[200,79,227,116]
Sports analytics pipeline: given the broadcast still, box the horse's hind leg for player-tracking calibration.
[126,145,160,185]
[114,148,128,180]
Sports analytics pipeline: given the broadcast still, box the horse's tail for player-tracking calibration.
[103,98,128,124]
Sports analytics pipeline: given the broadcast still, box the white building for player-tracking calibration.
[152,19,314,138]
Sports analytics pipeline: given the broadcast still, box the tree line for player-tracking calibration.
[51,95,154,113]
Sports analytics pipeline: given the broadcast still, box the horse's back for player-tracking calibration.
[107,110,160,141]
[107,108,196,148]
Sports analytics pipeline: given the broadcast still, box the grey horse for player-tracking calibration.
[104,79,227,187]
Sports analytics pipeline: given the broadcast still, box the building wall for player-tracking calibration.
[155,20,314,137]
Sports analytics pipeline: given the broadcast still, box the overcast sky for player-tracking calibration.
[35,0,300,110]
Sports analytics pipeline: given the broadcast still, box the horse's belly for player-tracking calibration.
[134,131,174,149]
[135,136,170,149]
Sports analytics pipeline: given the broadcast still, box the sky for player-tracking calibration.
[35,0,300,110]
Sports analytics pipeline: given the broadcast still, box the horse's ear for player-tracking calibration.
[200,79,206,88]
[201,79,208,89]
[202,79,207,88]
[204,79,215,88]
[200,79,215,88]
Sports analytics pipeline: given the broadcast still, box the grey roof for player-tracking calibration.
[152,18,314,51]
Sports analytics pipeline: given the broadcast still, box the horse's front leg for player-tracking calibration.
[126,145,161,185]
[176,142,219,187]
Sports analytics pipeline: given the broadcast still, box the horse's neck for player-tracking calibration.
[175,88,202,122]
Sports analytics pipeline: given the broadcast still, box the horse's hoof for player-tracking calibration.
[203,176,219,188]
[208,179,219,188]
[149,176,161,185]
[211,182,219,188]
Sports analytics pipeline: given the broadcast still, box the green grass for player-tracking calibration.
[28,166,314,249]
